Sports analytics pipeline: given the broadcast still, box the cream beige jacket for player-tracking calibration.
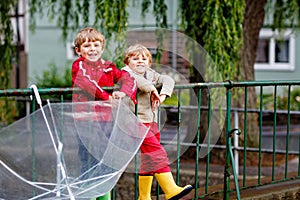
[122,66,175,123]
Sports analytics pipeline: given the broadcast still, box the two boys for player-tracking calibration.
[72,27,192,200]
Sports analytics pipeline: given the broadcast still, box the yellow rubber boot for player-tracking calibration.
[154,172,193,200]
[138,175,153,200]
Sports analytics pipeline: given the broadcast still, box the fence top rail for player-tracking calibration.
[1,80,300,97]
[175,80,300,89]
[225,80,300,87]
[0,87,76,97]
[0,87,118,97]
[170,80,300,90]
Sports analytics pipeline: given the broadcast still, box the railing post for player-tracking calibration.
[30,87,37,197]
[134,94,139,200]
[224,84,232,200]
[194,87,202,199]
[234,110,239,176]
[176,89,182,184]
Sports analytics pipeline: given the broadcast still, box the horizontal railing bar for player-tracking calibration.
[161,141,299,155]
[175,80,300,89]
[0,87,118,97]
[162,105,300,115]
[1,80,300,97]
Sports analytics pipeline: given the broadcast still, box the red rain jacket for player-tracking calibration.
[72,57,137,103]
[72,57,137,121]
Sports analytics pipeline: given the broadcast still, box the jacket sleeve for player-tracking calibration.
[127,71,156,93]
[72,60,110,100]
[114,67,138,104]
[154,71,175,97]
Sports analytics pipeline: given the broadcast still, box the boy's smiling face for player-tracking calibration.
[128,53,150,75]
[76,38,103,62]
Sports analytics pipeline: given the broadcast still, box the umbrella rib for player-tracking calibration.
[30,85,75,200]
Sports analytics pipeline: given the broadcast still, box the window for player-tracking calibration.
[254,29,295,71]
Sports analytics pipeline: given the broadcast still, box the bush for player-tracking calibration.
[34,62,72,100]
[34,62,72,88]
[259,87,300,111]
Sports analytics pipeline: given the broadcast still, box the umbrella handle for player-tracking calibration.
[30,84,42,106]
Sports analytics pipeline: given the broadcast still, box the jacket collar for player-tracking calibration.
[76,56,105,68]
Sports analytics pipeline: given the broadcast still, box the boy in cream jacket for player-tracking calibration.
[122,44,192,200]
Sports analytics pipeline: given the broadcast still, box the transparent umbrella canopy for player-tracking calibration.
[0,85,149,200]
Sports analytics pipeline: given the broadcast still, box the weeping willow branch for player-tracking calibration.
[0,1,15,88]
[140,0,168,63]
[0,1,19,124]
[180,0,245,82]
[265,0,300,31]
[29,0,129,67]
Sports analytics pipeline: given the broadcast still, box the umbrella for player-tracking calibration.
[0,85,149,199]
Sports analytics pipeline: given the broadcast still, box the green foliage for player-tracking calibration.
[163,90,190,106]
[261,88,300,111]
[162,94,178,106]
[29,0,167,67]
[140,0,168,63]
[29,0,129,66]
[30,0,128,40]
[180,0,245,81]
[0,98,18,127]
[0,1,15,89]
[265,0,300,31]
[179,0,245,124]
[34,62,72,88]
[33,62,72,100]
[289,88,300,110]
[0,1,17,124]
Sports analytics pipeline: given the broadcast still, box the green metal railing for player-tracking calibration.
[1,80,300,199]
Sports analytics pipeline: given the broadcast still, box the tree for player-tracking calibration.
[0,0,18,124]
[0,1,15,89]
[238,0,299,147]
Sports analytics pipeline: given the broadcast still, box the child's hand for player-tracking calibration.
[151,90,161,111]
[112,91,126,99]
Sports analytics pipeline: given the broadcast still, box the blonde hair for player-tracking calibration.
[74,27,105,51]
[124,44,152,65]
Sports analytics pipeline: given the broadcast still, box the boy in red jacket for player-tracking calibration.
[72,27,137,200]
[72,28,137,103]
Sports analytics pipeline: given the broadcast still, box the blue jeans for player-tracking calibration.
[77,121,113,175]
